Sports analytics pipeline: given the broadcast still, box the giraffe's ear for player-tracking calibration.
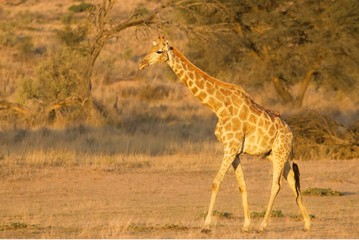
[152,41,157,46]
[164,40,172,50]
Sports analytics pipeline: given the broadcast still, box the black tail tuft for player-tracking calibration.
[293,162,301,202]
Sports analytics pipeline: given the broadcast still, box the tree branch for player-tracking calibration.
[103,10,158,39]
[0,100,28,115]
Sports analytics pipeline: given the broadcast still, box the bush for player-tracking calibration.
[56,25,87,49]
[17,36,34,59]
[251,210,284,218]
[19,47,87,106]
[302,187,343,196]
[288,110,359,160]
[68,3,95,13]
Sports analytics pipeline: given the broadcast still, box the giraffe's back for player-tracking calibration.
[236,97,290,156]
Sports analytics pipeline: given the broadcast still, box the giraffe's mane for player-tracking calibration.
[172,48,250,97]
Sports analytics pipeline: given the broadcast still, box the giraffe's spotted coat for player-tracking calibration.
[139,37,311,232]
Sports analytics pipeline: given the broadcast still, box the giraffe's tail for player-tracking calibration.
[292,162,301,203]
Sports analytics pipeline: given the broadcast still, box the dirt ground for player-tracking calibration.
[0,157,358,238]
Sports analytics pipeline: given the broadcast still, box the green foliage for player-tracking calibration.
[290,213,316,221]
[56,24,88,49]
[174,0,359,97]
[68,3,95,13]
[271,209,284,218]
[0,222,28,231]
[201,210,233,219]
[302,187,343,196]
[251,210,284,218]
[163,224,189,231]
[19,76,39,102]
[126,223,153,232]
[213,210,232,218]
[19,47,87,105]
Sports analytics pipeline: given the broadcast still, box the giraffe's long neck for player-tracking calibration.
[167,48,238,116]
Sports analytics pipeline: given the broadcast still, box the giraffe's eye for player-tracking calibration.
[156,50,163,54]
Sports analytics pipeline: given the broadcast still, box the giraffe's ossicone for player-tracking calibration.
[139,36,311,232]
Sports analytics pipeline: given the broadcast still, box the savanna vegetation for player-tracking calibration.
[0,0,358,238]
[0,0,357,160]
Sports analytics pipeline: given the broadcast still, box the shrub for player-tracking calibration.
[200,210,233,219]
[251,210,284,218]
[68,3,95,13]
[302,187,343,196]
[56,25,87,49]
[288,110,359,160]
[18,47,87,110]
[17,36,34,59]
[18,76,39,101]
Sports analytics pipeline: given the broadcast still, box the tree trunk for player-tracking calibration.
[78,0,157,122]
[271,76,294,104]
[294,69,316,108]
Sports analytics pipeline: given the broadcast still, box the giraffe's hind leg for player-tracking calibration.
[259,154,285,231]
[232,156,251,232]
[283,161,311,231]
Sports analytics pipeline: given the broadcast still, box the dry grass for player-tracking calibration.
[0,1,358,238]
[0,152,358,238]
[0,0,358,160]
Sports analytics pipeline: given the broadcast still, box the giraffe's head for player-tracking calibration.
[139,36,173,70]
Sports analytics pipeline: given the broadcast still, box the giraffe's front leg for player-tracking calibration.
[232,156,251,232]
[202,147,237,233]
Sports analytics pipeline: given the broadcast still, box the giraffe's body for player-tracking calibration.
[139,37,311,232]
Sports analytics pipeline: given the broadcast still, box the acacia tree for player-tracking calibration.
[1,0,160,125]
[64,0,240,121]
[187,0,359,106]
[2,0,358,127]
[83,0,158,93]
[2,0,235,126]
[76,0,159,121]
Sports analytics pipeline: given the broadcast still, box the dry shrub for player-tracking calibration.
[302,187,343,196]
[288,110,358,160]
[119,83,175,102]
[250,210,284,219]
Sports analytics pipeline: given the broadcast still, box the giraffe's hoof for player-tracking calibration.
[258,225,266,232]
[242,221,251,232]
[258,222,267,232]
[242,225,250,232]
[304,224,311,232]
[201,228,211,234]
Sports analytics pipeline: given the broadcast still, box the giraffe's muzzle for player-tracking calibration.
[139,59,149,70]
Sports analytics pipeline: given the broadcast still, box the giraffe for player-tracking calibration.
[139,37,311,232]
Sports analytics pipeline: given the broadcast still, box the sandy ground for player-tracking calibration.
[0,157,358,238]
